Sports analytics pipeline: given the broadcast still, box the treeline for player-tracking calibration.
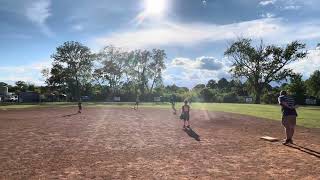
[1,39,319,104]
[189,71,320,105]
[1,70,319,104]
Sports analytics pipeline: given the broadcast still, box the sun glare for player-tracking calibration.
[144,0,167,17]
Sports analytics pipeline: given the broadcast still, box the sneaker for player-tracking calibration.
[282,139,290,145]
[186,125,190,128]
[288,139,293,144]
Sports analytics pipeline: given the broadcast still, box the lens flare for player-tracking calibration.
[144,0,167,17]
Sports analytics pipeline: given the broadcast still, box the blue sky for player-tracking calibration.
[0,0,319,87]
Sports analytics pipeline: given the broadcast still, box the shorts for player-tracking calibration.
[183,112,190,121]
[282,115,296,127]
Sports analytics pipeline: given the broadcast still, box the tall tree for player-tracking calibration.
[193,84,206,90]
[206,79,217,89]
[15,81,28,93]
[149,49,166,93]
[95,46,129,96]
[225,38,306,104]
[287,74,306,104]
[306,70,320,98]
[50,41,93,101]
[217,78,229,90]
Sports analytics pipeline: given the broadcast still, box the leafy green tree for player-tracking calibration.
[149,49,166,93]
[306,70,320,98]
[206,79,217,89]
[287,74,306,104]
[95,46,129,96]
[225,38,306,104]
[165,84,179,93]
[126,49,166,99]
[126,50,151,98]
[0,82,8,87]
[49,41,93,101]
[217,78,229,91]
[193,84,206,90]
[15,81,28,93]
[200,88,217,102]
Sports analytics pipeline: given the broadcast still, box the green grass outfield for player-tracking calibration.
[1,102,320,128]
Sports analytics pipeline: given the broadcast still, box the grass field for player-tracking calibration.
[1,102,320,128]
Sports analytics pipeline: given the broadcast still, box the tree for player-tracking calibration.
[206,79,217,89]
[200,88,217,102]
[225,38,306,104]
[95,46,129,96]
[193,84,206,90]
[0,82,8,87]
[306,70,320,98]
[126,50,151,98]
[15,81,28,93]
[287,74,306,104]
[49,41,93,101]
[165,84,179,93]
[217,78,229,90]
[127,49,166,99]
[148,49,166,93]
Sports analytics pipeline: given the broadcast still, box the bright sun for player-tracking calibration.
[144,0,168,17]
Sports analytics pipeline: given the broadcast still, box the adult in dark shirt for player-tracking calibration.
[278,90,298,145]
[170,94,177,114]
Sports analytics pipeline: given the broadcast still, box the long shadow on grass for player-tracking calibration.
[61,113,80,117]
[285,143,320,159]
[183,128,200,141]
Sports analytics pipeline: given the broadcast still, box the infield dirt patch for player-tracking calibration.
[0,107,319,179]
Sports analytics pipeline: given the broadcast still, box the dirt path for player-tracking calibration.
[0,107,319,179]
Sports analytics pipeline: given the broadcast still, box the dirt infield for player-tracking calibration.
[0,107,319,179]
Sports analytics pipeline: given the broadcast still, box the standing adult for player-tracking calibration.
[134,95,140,110]
[170,94,177,114]
[278,90,298,145]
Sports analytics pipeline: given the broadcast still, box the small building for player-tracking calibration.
[305,98,317,105]
[113,96,121,102]
[19,92,40,103]
[244,96,253,103]
[154,97,161,102]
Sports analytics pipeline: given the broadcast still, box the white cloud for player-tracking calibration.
[259,0,277,6]
[72,24,84,31]
[0,60,52,85]
[283,5,301,10]
[171,56,224,71]
[25,0,53,36]
[94,18,320,49]
[95,18,283,49]
[289,48,320,78]
[164,56,232,87]
[261,13,275,18]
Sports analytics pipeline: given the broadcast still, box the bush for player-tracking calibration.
[222,92,239,103]
[262,91,279,104]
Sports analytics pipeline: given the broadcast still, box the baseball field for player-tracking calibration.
[0,103,319,179]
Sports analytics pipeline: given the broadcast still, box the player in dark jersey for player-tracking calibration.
[170,94,177,114]
[180,100,191,129]
[78,101,82,113]
[278,90,298,145]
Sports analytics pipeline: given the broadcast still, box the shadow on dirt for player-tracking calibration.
[184,128,200,141]
[61,113,80,117]
[285,143,320,159]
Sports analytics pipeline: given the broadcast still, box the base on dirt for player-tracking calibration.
[260,136,279,142]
